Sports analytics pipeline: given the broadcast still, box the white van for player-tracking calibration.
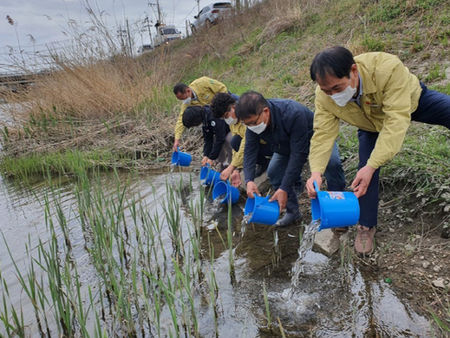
[153,24,182,47]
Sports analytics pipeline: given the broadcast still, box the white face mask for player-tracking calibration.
[224,116,238,125]
[247,122,267,134]
[330,84,357,107]
[182,97,192,105]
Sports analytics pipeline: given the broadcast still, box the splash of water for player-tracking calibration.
[241,213,252,236]
[289,219,321,292]
[242,213,252,224]
[210,194,227,213]
[212,194,227,206]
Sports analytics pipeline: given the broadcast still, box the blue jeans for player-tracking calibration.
[267,143,346,213]
[359,82,450,228]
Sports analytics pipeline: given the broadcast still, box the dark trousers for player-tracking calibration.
[267,143,346,214]
[230,135,272,165]
[358,82,450,228]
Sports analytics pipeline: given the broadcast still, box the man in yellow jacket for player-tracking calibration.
[172,76,230,152]
[210,92,272,187]
[306,46,450,256]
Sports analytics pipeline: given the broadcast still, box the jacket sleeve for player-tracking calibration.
[367,62,413,169]
[174,104,188,140]
[309,94,340,173]
[203,126,213,157]
[230,124,246,168]
[208,119,229,161]
[279,107,312,192]
[243,128,260,182]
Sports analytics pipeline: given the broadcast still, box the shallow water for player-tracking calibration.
[0,170,438,337]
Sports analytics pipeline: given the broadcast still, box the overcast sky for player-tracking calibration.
[0,0,202,72]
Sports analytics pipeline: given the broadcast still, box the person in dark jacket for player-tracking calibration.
[182,105,232,168]
[235,90,346,227]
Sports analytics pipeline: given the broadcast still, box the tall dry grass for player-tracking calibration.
[3,0,448,171]
[1,0,311,168]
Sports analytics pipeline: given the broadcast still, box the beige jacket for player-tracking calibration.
[174,76,228,140]
[309,52,422,173]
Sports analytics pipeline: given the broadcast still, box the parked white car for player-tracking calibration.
[190,2,232,34]
[137,44,153,54]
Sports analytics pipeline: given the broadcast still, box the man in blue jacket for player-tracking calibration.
[235,91,346,227]
[182,105,232,169]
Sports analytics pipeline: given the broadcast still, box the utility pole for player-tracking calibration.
[117,25,127,55]
[143,14,154,46]
[149,0,162,25]
[195,0,200,14]
[126,19,133,57]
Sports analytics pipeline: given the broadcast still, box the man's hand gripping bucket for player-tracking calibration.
[311,181,360,231]
[171,148,192,167]
[244,195,280,225]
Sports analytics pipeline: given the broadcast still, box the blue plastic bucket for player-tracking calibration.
[199,165,221,186]
[244,195,280,225]
[212,181,240,204]
[311,181,360,231]
[171,148,192,167]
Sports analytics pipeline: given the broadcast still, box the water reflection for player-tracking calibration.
[0,170,437,337]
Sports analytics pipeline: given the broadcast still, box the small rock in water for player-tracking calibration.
[432,278,448,289]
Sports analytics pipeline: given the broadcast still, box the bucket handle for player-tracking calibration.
[313,180,320,193]
[254,194,270,203]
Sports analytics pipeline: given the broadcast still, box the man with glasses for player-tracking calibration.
[235,91,346,227]
[307,46,450,256]
[210,92,273,187]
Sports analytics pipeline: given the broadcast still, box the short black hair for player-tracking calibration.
[182,106,204,128]
[310,46,355,82]
[210,92,236,119]
[235,91,268,120]
[173,83,189,95]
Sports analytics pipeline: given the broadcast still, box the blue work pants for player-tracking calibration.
[358,82,450,228]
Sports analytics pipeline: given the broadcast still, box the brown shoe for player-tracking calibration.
[354,225,376,257]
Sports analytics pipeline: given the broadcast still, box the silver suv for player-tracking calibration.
[190,2,232,34]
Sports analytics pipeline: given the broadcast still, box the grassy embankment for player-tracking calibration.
[2,0,449,216]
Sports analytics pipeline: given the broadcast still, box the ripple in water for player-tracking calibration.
[267,289,319,317]
[266,219,321,313]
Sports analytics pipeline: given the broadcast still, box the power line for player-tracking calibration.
[176,4,198,27]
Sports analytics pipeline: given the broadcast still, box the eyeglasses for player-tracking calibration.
[243,108,265,126]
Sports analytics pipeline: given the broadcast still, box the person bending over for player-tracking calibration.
[235,91,346,227]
